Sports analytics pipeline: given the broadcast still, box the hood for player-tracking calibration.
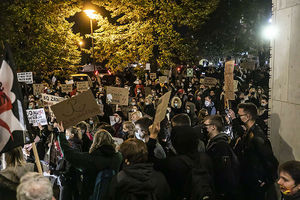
[186,101,196,113]
[171,126,198,155]
[171,96,182,108]
[0,163,35,191]
[118,163,156,194]
[207,133,229,150]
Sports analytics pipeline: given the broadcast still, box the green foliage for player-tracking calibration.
[0,0,82,77]
[89,0,218,71]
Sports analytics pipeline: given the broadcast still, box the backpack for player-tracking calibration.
[90,169,116,200]
[180,155,215,200]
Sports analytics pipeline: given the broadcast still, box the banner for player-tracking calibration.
[153,91,171,124]
[51,90,101,129]
[17,72,33,84]
[33,84,44,96]
[77,81,89,92]
[61,84,73,93]
[0,60,27,153]
[106,86,129,106]
[203,77,217,87]
[159,76,168,84]
[187,68,193,77]
[42,94,64,104]
[150,73,157,80]
[26,108,47,126]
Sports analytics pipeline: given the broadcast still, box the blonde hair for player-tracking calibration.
[123,121,136,138]
[4,146,25,168]
[89,129,116,153]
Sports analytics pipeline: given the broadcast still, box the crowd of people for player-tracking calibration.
[1,64,300,200]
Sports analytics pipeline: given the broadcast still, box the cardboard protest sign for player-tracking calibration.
[51,89,101,129]
[17,72,33,84]
[106,86,129,106]
[241,61,256,70]
[153,91,171,124]
[145,87,152,97]
[146,63,151,71]
[224,73,235,100]
[26,108,47,126]
[77,81,89,92]
[33,84,44,96]
[203,77,217,87]
[159,76,168,84]
[162,70,170,76]
[42,94,64,104]
[187,68,193,77]
[150,73,157,80]
[225,60,235,74]
[61,84,73,93]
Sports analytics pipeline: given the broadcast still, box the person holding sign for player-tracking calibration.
[56,122,122,200]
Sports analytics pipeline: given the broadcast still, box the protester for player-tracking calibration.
[108,138,170,200]
[56,123,122,200]
[278,161,300,200]
[17,172,54,200]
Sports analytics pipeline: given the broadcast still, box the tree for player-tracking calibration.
[0,0,82,79]
[88,0,219,71]
[196,0,272,63]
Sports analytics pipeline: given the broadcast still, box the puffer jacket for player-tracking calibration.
[108,163,170,200]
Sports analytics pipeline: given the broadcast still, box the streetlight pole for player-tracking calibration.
[89,18,95,72]
[84,9,96,72]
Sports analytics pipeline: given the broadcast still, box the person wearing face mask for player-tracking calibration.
[112,111,125,138]
[144,97,155,118]
[185,102,198,126]
[229,103,278,200]
[203,115,241,200]
[258,96,269,123]
[278,161,300,200]
[171,96,183,115]
[203,95,216,116]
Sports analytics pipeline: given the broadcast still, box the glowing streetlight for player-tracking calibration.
[262,25,278,40]
[84,9,96,71]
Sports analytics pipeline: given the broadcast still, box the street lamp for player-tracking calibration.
[84,9,96,71]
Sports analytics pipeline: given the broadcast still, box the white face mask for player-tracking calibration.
[261,103,267,107]
[135,132,145,143]
[186,109,190,113]
[66,135,70,140]
[204,100,210,107]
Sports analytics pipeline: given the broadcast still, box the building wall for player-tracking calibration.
[270,0,300,163]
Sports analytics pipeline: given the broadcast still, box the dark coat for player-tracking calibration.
[108,163,170,200]
[282,191,300,200]
[206,133,240,198]
[58,132,122,200]
[234,123,278,192]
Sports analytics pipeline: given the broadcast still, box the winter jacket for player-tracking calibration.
[108,163,170,200]
[206,133,240,198]
[58,132,122,200]
[0,163,35,200]
[234,123,278,192]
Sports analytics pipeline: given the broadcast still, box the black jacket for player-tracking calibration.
[234,123,278,189]
[108,163,170,200]
[206,133,240,197]
[58,132,122,200]
[282,191,300,200]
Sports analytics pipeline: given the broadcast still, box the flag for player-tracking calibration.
[0,44,31,153]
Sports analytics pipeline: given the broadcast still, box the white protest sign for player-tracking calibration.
[17,72,33,84]
[187,68,193,77]
[42,94,64,104]
[26,108,47,126]
[146,63,151,70]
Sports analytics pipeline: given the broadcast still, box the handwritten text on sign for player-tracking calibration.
[106,86,129,106]
[42,94,64,104]
[26,108,47,126]
[51,90,101,128]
